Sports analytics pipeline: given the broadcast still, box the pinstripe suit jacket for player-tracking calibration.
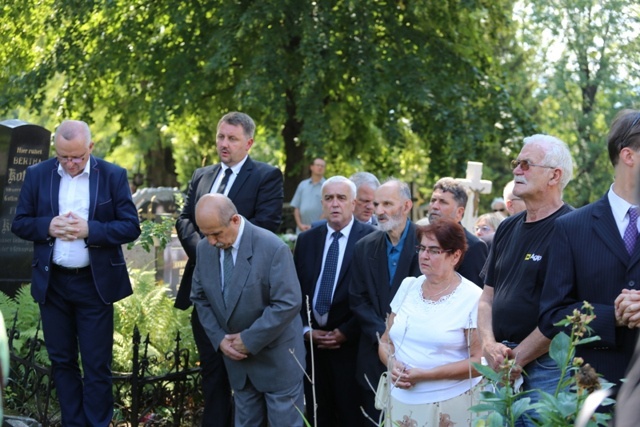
[540,194,639,386]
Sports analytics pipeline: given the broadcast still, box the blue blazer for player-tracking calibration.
[175,157,284,309]
[540,195,640,385]
[11,156,141,304]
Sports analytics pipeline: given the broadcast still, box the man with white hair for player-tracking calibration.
[478,134,574,427]
[349,172,380,226]
[503,180,526,216]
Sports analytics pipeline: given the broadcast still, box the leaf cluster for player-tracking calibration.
[471,302,615,427]
[0,273,196,376]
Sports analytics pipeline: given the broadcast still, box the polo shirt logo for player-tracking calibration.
[524,253,542,262]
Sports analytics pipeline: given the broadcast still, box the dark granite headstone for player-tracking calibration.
[0,120,51,296]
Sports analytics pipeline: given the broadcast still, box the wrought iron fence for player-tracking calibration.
[5,313,204,426]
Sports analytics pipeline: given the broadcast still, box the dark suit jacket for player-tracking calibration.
[540,195,639,385]
[175,156,283,309]
[11,156,141,304]
[190,220,304,392]
[349,222,421,389]
[458,229,488,287]
[294,219,375,338]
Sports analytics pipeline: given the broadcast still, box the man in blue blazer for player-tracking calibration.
[349,179,421,423]
[12,120,140,426]
[191,194,305,427]
[175,112,283,426]
[294,176,375,426]
[540,109,640,394]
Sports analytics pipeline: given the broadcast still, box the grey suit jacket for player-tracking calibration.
[190,219,305,392]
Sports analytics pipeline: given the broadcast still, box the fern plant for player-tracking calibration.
[0,269,196,376]
[0,287,49,365]
[113,268,195,374]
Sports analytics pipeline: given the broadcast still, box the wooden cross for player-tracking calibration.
[454,161,492,231]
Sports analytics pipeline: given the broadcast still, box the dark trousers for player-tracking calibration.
[191,309,233,427]
[40,268,113,427]
[359,387,382,426]
[304,342,363,427]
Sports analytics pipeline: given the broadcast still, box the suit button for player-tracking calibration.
[45,266,49,272]
[629,280,636,287]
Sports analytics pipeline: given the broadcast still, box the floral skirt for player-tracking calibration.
[386,383,483,427]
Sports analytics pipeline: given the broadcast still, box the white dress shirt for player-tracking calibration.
[53,161,91,268]
[311,217,355,327]
[210,156,249,195]
[608,184,639,239]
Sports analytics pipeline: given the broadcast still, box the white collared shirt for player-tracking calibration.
[311,216,355,327]
[210,155,249,195]
[219,216,245,291]
[53,160,91,268]
[608,184,639,239]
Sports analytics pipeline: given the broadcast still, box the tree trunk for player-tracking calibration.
[145,133,179,188]
[282,89,305,202]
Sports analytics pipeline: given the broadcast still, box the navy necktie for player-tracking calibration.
[624,207,639,255]
[217,168,233,194]
[316,231,342,315]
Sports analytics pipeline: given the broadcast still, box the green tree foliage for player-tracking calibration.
[1,0,526,202]
[521,0,640,206]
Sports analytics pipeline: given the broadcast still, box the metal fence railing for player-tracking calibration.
[5,313,204,426]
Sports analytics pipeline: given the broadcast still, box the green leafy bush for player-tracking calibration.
[471,302,615,427]
[113,268,195,373]
[0,269,196,375]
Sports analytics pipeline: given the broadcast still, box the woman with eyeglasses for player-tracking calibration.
[378,218,483,426]
[474,212,505,249]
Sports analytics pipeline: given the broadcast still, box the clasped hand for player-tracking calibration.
[615,289,640,328]
[49,212,88,241]
[306,328,346,349]
[389,360,416,390]
[220,333,249,361]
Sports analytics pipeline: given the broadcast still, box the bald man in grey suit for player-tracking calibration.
[190,194,305,427]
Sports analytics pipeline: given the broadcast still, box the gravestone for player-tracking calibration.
[454,161,492,232]
[0,120,51,296]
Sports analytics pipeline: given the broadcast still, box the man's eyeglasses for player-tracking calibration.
[510,159,555,171]
[415,245,451,256]
[493,208,506,213]
[57,154,87,164]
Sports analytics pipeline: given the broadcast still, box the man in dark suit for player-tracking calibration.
[294,176,375,426]
[349,178,421,423]
[541,109,640,396]
[427,177,488,287]
[191,194,305,427]
[349,172,380,227]
[175,112,283,426]
[12,120,140,426]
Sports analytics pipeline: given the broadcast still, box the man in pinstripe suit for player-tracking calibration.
[540,109,640,398]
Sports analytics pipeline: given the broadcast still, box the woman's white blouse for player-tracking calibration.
[388,274,483,404]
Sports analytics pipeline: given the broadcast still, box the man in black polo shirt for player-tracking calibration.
[478,134,574,427]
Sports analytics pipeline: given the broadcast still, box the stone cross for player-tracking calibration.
[454,161,492,232]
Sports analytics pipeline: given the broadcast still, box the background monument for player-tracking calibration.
[0,120,51,296]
